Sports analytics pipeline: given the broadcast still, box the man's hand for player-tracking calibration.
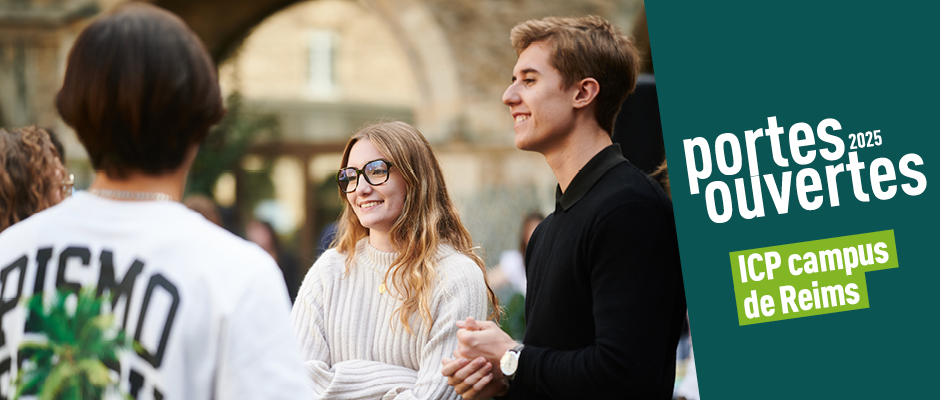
[441,356,508,400]
[440,317,517,399]
[455,317,516,362]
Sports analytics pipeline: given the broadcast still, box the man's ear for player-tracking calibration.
[572,78,600,109]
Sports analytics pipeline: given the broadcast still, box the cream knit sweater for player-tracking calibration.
[291,238,489,400]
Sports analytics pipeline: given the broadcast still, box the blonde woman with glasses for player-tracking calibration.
[291,121,500,400]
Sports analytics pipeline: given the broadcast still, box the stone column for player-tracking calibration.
[0,0,97,127]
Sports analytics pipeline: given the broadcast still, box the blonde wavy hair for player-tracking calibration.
[0,126,64,233]
[334,121,500,334]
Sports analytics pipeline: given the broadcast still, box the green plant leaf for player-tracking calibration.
[186,91,281,197]
[76,359,112,387]
[39,362,77,400]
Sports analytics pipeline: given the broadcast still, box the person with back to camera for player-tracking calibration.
[0,126,71,233]
[0,4,311,399]
[291,121,500,400]
[441,15,686,400]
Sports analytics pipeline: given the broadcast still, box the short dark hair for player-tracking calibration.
[56,3,225,178]
[511,16,640,135]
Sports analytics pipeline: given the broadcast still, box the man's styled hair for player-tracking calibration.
[333,121,500,334]
[56,3,224,178]
[511,15,640,135]
[0,126,63,233]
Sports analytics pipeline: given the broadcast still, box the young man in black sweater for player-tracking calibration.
[442,15,686,399]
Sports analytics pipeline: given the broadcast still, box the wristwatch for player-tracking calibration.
[500,344,525,381]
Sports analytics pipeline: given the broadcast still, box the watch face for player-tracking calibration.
[500,351,518,376]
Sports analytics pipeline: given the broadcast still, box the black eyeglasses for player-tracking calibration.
[336,159,394,193]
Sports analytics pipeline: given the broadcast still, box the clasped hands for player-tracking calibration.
[441,317,517,400]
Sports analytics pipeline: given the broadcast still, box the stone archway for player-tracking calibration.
[156,0,463,140]
[154,0,298,62]
[152,0,465,257]
[0,0,464,141]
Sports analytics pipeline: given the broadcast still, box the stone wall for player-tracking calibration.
[0,0,651,263]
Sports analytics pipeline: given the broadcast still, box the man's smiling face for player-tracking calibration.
[502,41,579,154]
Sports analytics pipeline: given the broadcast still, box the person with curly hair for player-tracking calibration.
[0,126,68,233]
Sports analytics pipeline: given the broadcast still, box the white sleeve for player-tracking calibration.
[381,258,490,400]
[216,265,313,400]
[312,359,419,399]
[291,264,420,399]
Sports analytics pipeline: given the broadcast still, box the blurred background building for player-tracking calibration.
[0,0,653,271]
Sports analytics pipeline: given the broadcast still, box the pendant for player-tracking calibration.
[378,283,387,294]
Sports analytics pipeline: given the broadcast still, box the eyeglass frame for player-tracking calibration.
[335,159,394,193]
[62,173,75,198]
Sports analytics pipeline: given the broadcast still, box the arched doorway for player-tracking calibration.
[157,0,464,140]
[201,0,465,263]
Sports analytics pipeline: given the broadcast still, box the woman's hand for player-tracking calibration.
[441,317,515,399]
[441,356,507,400]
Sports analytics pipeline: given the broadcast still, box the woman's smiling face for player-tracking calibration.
[344,139,406,239]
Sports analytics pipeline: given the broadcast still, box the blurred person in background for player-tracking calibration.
[184,194,224,227]
[291,121,500,399]
[246,219,301,303]
[489,212,543,298]
[488,212,543,341]
[316,220,338,259]
[0,4,310,399]
[443,15,685,400]
[643,165,697,400]
[674,310,698,400]
[0,126,69,233]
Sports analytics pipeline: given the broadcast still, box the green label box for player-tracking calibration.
[730,230,898,325]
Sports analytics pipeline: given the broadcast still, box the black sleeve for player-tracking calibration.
[509,202,686,399]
